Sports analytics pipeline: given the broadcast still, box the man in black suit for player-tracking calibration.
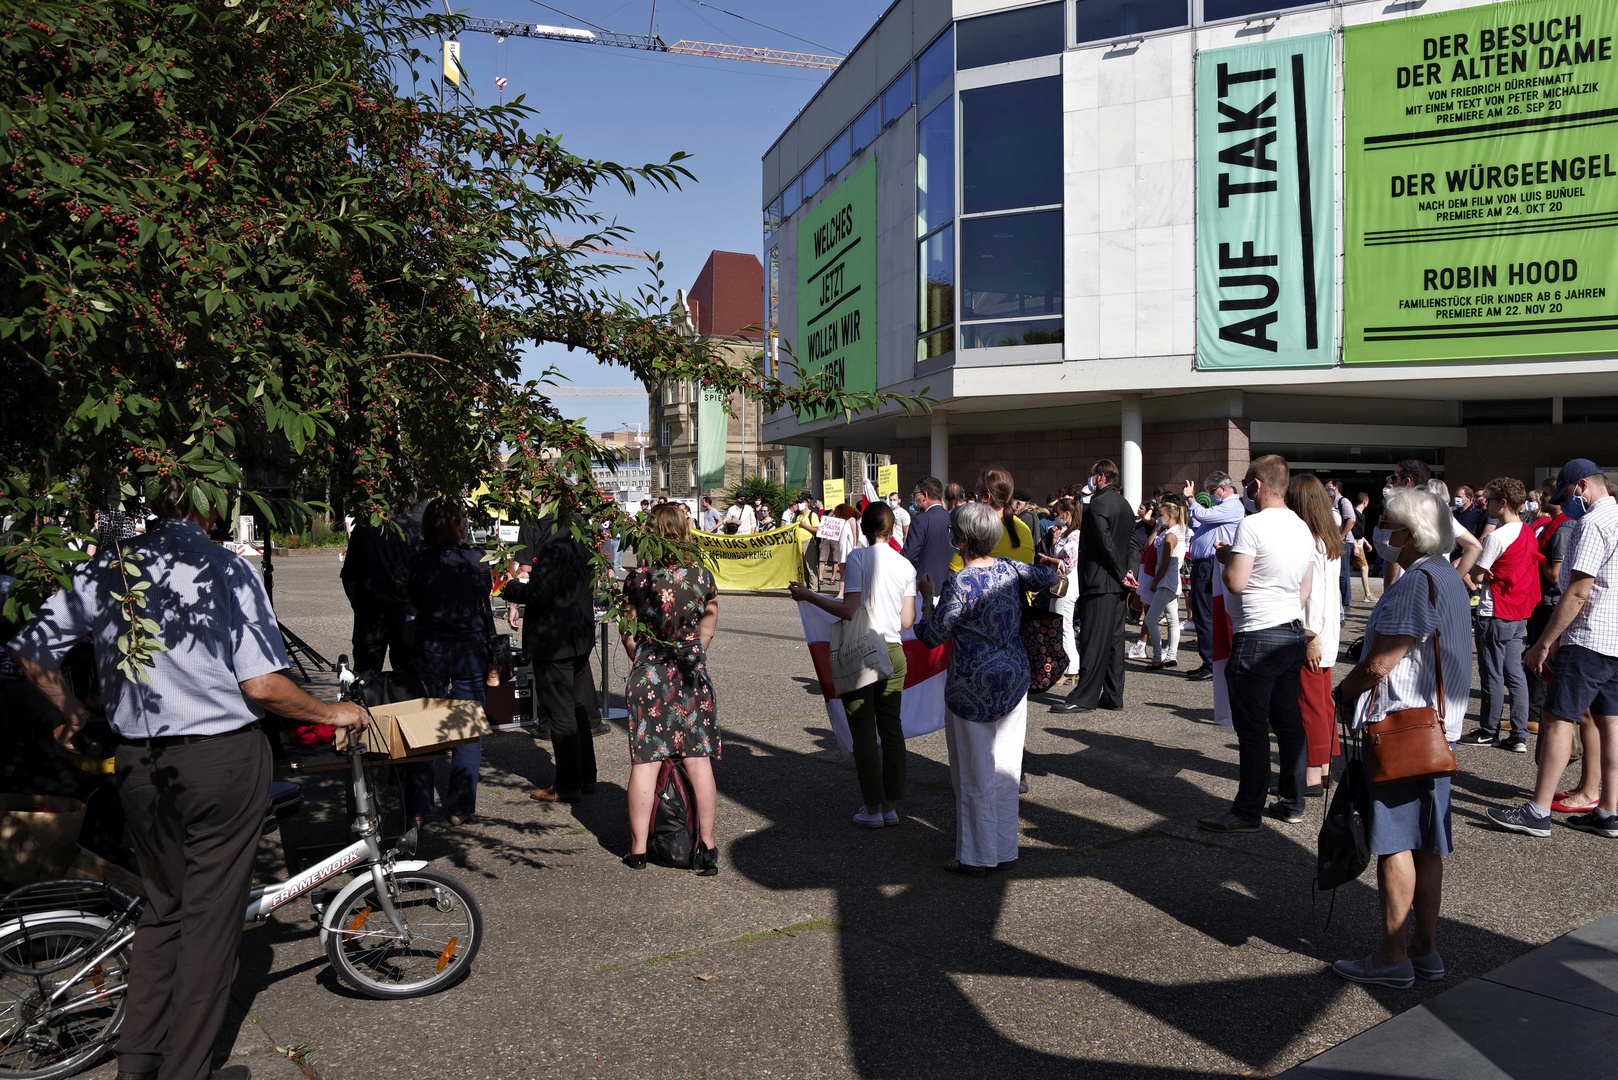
[1054,459,1138,714]
[901,476,953,590]
[503,506,599,802]
[340,497,425,676]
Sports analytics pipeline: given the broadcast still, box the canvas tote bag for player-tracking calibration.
[828,547,894,695]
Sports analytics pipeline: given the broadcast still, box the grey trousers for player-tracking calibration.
[1477,615,1529,739]
[114,729,271,1080]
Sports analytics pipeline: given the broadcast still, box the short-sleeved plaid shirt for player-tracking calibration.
[1560,496,1618,658]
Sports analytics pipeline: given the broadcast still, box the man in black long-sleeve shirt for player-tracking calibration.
[503,508,598,801]
[341,500,426,675]
[1054,459,1139,714]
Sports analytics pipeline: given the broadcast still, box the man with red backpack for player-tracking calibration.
[1458,477,1542,753]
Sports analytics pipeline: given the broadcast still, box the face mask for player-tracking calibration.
[1240,481,1259,514]
[1523,501,1537,513]
[1453,496,1465,508]
[1564,492,1589,521]
[1382,486,1395,502]
[1372,527,1402,562]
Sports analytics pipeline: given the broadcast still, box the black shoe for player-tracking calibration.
[1266,803,1305,824]
[1500,736,1530,754]
[1050,701,1095,714]
[1269,783,1326,799]
[210,1067,252,1080]
[591,720,611,737]
[1197,811,1261,833]
[693,841,719,877]
[1187,666,1215,682]
[1099,702,1125,711]
[1018,774,1029,795]
[116,1073,158,1080]
[1456,729,1498,746]
[622,852,647,870]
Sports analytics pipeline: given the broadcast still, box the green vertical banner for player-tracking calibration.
[1196,33,1337,370]
[1345,0,1618,362]
[798,159,877,418]
[784,445,809,489]
[697,388,728,490]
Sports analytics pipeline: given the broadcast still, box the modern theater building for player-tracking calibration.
[759,0,1618,504]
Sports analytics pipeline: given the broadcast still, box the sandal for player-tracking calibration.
[944,859,988,877]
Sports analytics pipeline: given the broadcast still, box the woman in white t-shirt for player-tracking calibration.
[1142,501,1188,668]
[1288,474,1343,795]
[790,502,916,828]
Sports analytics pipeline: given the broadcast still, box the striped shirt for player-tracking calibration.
[1560,496,1618,658]
[1354,554,1473,741]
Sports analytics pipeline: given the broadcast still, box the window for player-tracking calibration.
[961,319,1063,349]
[962,76,1062,214]
[660,460,671,490]
[917,101,954,237]
[801,155,823,199]
[851,102,879,155]
[919,225,954,335]
[763,195,782,242]
[1462,399,1552,425]
[916,26,954,104]
[958,3,1064,69]
[1564,396,1618,423]
[866,459,883,486]
[824,129,850,180]
[961,209,1061,348]
[764,458,779,482]
[881,68,913,126]
[782,175,802,219]
[1204,0,1302,21]
[1074,0,1187,45]
[659,421,671,447]
[663,382,677,405]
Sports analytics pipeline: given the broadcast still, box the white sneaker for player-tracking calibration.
[1180,620,1195,631]
[882,809,899,826]
[852,808,885,828]
[1127,641,1148,660]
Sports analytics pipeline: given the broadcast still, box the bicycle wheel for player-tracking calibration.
[323,868,481,999]
[0,917,128,1080]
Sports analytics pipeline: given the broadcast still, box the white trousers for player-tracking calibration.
[1145,588,1180,662]
[1052,590,1079,675]
[944,697,1027,868]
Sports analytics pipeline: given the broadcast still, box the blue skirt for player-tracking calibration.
[1366,774,1454,857]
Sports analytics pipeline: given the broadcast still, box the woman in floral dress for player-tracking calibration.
[619,504,722,874]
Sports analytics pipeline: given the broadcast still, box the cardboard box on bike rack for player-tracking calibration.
[337,698,491,760]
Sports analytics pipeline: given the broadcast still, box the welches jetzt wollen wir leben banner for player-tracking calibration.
[694,524,806,590]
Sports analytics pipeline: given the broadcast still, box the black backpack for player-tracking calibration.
[1317,720,1372,892]
[647,758,698,869]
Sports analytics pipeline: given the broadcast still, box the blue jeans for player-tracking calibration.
[1225,622,1308,820]
[1476,616,1528,739]
[405,636,489,821]
[1340,541,1354,613]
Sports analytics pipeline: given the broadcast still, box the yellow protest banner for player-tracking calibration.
[876,465,898,499]
[822,478,845,509]
[694,525,805,591]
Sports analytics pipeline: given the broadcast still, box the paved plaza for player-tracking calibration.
[83,553,1618,1079]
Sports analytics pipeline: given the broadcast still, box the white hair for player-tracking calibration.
[1385,487,1453,557]
[954,501,1004,559]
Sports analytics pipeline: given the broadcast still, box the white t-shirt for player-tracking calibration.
[1227,507,1315,633]
[889,504,911,546]
[843,544,917,643]
[1475,520,1523,618]
[837,517,864,563]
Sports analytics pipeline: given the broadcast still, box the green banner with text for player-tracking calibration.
[1344,0,1618,363]
[1195,33,1337,369]
[797,159,877,418]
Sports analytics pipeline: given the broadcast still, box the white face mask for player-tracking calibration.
[1240,480,1259,514]
[1453,496,1465,508]
[1523,501,1538,514]
[1372,527,1402,562]
[1382,486,1396,502]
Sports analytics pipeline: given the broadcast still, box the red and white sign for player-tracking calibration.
[797,603,951,756]
[815,517,843,543]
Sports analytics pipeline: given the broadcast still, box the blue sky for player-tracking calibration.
[447,0,887,436]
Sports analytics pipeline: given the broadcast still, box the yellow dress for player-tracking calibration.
[949,512,1036,572]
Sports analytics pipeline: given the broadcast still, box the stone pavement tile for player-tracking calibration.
[1279,977,1618,1080]
[1564,914,1618,954]
[1478,934,1618,1017]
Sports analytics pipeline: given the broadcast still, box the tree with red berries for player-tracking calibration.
[0,0,918,662]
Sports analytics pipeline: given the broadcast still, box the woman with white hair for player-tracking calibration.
[1331,487,1472,988]
[916,502,1058,876]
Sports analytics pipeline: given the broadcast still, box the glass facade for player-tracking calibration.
[962,76,1062,215]
[1074,0,1188,44]
[824,129,851,181]
[851,102,878,155]
[782,176,801,219]
[961,209,1061,345]
[960,319,1063,349]
[881,68,913,127]
[919,226,954,337]
[916,26,955,104]
[958,3,1065,69]
[917,101,954,238]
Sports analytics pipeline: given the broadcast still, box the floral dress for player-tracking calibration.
[621,563,720,764]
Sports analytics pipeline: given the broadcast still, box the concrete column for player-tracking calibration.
[1121,394,1143,509]
[930,409,949,485]
[809,436,825,495]
[1552,396,1565,424]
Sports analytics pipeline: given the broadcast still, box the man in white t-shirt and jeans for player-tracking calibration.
[1199,455,1317,833]
[1458,477,1537,753]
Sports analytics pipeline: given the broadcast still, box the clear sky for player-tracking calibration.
[448,0,887,438]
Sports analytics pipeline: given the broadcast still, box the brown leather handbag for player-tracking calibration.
[1363,568,1459,786]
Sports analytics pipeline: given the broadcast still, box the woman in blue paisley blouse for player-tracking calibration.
[917,501,1058,876]
[619,504,722,875]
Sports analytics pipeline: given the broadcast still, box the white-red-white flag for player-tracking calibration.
[1210,565,1234,729]
[797,604,951,756]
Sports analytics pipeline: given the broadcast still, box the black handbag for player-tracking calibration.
[1317,717,1372,891]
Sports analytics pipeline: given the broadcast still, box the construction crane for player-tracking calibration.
[461,17,842,70]
[541,232,654,261]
